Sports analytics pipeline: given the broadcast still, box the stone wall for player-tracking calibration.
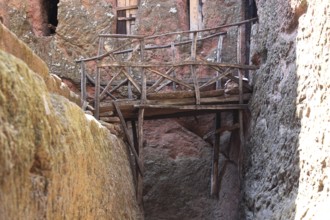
[0,29,140,219]
[243,0,330,219]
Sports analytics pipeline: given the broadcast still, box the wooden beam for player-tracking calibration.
[94,67,101,119]
[112,101,144,175]
[80,61,87,109]
[147,89,224,100]
[203,123,240,140]
[121,68,141,94]
[116,5,138,11]
[204,64,253,91]
[99,93,252,113]
[191,32,200,105]
[98,34,144,39]
[128,69,133,99]
[211,113,221,198]
[131,120,139,189]
[98,60,258,70]
[200,69,231,89]
[137,107,145,209]
[155,80,172,92]
[140,39,147,102]
[109,78,128,93]
[117,17,136,21]
[134,104,248,110]
[146,68,193,90]
[76,39,140,62]
[99,67,123,99]
[147,67,175,93]
[112,32,227,55]
[85,72,117,100]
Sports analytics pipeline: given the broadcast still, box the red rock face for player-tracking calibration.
[143,116,241,219]
[0,1,8,25]
[27,0,46,36]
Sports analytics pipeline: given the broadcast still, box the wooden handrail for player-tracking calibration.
[76,18,257,63]
[98,60,258,70]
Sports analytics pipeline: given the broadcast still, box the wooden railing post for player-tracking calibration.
[94,37,104,120]
[137,37,146,212]
[80,61,87,110]
[191,31,200,105]
[140,38,146,102]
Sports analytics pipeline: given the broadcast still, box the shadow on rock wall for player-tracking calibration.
[143,117,241,220]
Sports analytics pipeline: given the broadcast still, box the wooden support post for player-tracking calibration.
[136,38,146,211]
[137,107,145,212]
[80,61,87,109]
[191,31,200,104]
[94,37,104,119]
[128,68,133,99]
[94,67,101,119]
[131,120,139,191]
[211,112,221,198]
[113,101,144,174]
[140,39,147,101]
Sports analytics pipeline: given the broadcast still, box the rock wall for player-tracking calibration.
[0,23,80,105]
[0,28,140,219]
[143,117,241,220]
[0,0,117,82]
[243,0,330,219]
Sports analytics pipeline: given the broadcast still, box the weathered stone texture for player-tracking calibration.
[143,118,240,220]
[0,0,117,82]
[0,43,139,219]
[0,23,80,105]
[243,0,330,219]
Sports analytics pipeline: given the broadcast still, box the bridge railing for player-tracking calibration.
[76,18,258,119]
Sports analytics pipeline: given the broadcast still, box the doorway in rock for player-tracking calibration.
[42,0,59,35]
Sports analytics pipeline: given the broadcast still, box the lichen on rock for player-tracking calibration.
[0,50,140,219]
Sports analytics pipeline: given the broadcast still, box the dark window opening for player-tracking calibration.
[42,0,59,35]
[117,10,127,34]
[244,0,258,78]
[248,0,258,20]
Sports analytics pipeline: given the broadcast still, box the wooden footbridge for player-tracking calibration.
[76,18,258,209]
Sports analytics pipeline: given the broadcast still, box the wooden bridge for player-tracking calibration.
[76,18,258,210]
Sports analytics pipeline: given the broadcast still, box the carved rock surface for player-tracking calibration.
[0,39,139,219]
[243,0,330,219]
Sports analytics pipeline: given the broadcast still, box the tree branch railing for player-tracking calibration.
[76,18,259,118]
